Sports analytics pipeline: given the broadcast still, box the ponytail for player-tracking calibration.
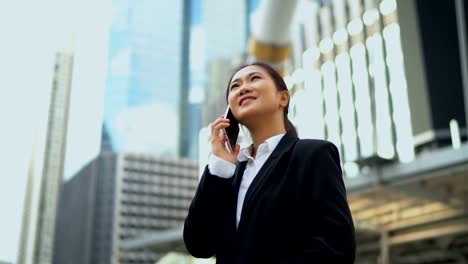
[284,114,298,137]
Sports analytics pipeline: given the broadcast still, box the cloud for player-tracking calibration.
[114,103,179,155]
[110,48,130,77]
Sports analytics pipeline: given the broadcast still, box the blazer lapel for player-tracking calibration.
[232,161,247,189]
[237,131,299,230]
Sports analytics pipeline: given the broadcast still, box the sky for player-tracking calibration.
[0,0,110,262]
[0,1,205,261]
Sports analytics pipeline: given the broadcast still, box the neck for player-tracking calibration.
[245,115,286,157]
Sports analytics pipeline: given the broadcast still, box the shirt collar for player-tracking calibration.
[238,133,285,161]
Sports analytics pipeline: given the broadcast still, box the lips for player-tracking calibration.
[239,96,257,106]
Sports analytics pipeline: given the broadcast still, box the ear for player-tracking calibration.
[279,90,289,108]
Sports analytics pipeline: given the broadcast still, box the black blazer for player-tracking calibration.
[183,131,356,263]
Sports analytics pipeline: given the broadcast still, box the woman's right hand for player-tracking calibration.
[211,115,240,164]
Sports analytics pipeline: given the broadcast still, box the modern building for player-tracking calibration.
[285,0,467,171]
[287,0,409,168]
[124,0,468,263]
[203,0,248,62]
[54,152,199,264]
[397,0,467,150]
[53,153,117,264]
[102,0,193,158]
[17,52,74,264]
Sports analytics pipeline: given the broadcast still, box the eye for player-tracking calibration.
[251,75,260,81]
[230,84,239,91]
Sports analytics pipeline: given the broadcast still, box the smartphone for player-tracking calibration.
[222,106,239,153]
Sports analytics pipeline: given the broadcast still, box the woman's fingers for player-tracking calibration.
[210,116,238,162]
[213,122,230,134]
[210,116,230,140]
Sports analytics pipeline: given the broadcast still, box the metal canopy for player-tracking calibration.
[347,144,468,263]
[121,228,186,253]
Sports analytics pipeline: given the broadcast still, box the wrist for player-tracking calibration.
[219,154,236,164]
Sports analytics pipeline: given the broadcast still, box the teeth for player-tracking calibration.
[241,98,254,105]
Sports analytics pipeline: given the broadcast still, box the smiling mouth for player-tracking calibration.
[239,97,256,106]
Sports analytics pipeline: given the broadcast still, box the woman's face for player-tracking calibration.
[227,65,287,124]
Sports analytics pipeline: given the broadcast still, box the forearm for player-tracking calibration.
[183,165,233,258]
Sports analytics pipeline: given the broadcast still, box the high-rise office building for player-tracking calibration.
[17,52,74,264]
[283,0,467,176]
[284,0,416,174]
[179,0,195,159]
[397,0,467,150]
[102,0,189,157]
[203,0,247,62]
[54,153,199,264]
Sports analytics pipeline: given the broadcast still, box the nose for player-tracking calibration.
[239,84,251,96]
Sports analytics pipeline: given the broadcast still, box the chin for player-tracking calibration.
[235,107,258,125]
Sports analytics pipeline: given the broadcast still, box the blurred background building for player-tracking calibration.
[102,0,195,158]
[17,52,74,264]
[53,153,198,264]
[7,0,468,263]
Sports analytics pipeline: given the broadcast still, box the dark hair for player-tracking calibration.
[225,62,298,137]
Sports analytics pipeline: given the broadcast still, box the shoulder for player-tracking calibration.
[293,138,339,155]
[290,139,341,167]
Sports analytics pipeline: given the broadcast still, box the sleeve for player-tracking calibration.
[281,141,356,263]
[183,165,233,258]
[208,154,236,178]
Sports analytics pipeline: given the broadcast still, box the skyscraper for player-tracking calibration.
[102,0,188,156]
[203,0,248,62]
[17,52,74,264]
[53,152,199,264]
[179,0,195,159]
[283,0,417,175]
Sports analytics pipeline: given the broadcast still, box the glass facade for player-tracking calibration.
[103,0,184,156]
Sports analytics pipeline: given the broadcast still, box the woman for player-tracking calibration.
[183,62,356,263]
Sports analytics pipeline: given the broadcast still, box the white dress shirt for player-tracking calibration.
[208,133,285,228]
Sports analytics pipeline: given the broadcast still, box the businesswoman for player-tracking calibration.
[184,62,356,263]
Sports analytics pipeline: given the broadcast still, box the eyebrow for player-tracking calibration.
[230,71,263,86]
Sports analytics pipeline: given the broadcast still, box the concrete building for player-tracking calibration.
[53,152,199,264]
[17,52,74,264]
[53,153,117,264]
